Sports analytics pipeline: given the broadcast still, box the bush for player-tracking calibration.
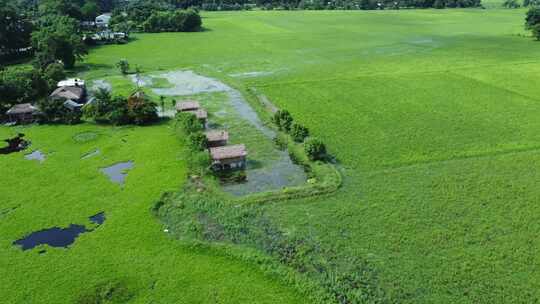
[502,0,520,8]
[84,89,157,125]
[37,98,82,124]
[188,131,208,151]
[291,123,309,142]
[526,6,540,30]
[116,59,130,74]
[176,112,203,134]
[273,109,293,132]
[304,138,327,161]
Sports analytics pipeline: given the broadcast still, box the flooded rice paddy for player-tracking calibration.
[134,70,306,195]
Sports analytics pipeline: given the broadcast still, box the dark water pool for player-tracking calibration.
[13,212,106,251]
[0,134,29,155]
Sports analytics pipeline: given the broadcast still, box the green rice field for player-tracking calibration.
[2,7,540,303]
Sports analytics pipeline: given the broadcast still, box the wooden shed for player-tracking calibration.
[6,103,40,124]
[209,144,247,171]
[205,130,229,147]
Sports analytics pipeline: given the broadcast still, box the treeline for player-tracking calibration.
[115,0,481,11]
[109,3,202,33]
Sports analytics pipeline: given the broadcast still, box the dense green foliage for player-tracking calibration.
[32,15,87,68]
[37,98,83,124]
[115,59,130,74]
[188,131,209,151]
[0,0,33,62]
[176,111,204,133]
[291,123,310,142]
[273,109,293,132]
[83,89,158,125]
[304,138,327,161]
[142,9,202,32]
[526,6,540,39]
[0,64,65,117]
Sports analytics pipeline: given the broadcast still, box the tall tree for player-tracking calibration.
[32,15,87,68]
[0,1,33,58]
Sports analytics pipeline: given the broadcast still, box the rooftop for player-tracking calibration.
[176,100,200,111]
[50,86,85,100]
[205,130,229,142]
[210,144,247,160]
[6,103,39,115]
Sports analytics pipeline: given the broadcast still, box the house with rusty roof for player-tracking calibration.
[205,130,229,147]
[209,144,247,171]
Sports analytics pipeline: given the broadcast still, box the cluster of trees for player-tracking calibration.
[142,10,202,32]
[273,109,327,161]
[504,0,539,8]
[108,1,202,33]
[83,89,158,125]
[526,6,540,40]
[0,1,33,62]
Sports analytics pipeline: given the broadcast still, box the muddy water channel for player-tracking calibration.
[136,70,306,195]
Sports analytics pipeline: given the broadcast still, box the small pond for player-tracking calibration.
[25,150,46,163]
[100,161,134,186]
[13,212,106,251]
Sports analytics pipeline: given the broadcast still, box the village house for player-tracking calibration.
[5,103,40,124]
[50,86,86,104]
[209,144,247,171]
[95,13,112,28]
[205,130,229,147]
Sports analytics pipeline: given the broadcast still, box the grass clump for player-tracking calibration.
[77,281,133,304]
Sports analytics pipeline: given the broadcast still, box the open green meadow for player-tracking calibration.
[2,8,540,303]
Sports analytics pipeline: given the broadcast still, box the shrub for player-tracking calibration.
[503,0,520,8]
[526,7,540,30]
[188,131,208,151]
[176,111,203,134]
[304,138,327,161]
[37,98,82,124]
[291,123,309,142]
[273,109,293,132]
[116,59,130,74]
[84,90,157,125]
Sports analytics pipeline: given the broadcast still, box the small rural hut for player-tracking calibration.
[209,144,247,171]
[50,86,86,103]
[176,100,200,112]
[205,130,229,147]
[6,103,40,124]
